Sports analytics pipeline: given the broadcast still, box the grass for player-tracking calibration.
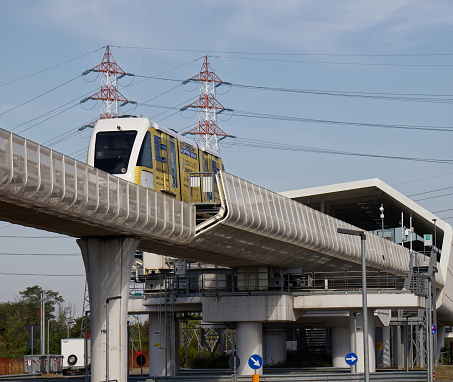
[435,365,453,381]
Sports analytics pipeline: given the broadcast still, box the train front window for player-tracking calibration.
[94,131,137,174]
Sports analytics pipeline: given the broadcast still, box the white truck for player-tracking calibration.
[61,338,90,375]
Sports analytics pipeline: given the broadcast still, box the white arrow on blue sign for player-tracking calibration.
[345,352,358,366]
[248,354,263,370]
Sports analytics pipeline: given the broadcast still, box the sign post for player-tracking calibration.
[248,354,262,382]
[338,228,369,382]
[136,353,146,376]
[424,234,433,247]
[25,325,39,356]
[229,355,240,382]
[345,352,358,367]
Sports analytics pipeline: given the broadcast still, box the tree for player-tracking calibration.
[0,286,70,357]
[19,285,64,321]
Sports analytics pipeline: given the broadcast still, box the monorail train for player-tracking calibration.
[87,116,224,203]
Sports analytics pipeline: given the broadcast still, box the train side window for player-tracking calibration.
[137,131,153,169]
[201,152,210,172]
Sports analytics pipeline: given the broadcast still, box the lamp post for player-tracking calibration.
[338,228,369,382]
[380,204,384,238]
[67,321,75,339]
[47,318,50,355]
[85,310,90,382]
[106,296,122,382]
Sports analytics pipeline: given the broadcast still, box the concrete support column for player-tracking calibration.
[264,329,286,366]
[382,326,391,368]
[395,325,404,368]
[418,324,425,367]
[148,312,170,377]
[78,237,140,382]
[331,327,350,367]
[350,309,376,373]
[375,326,391,368]
[437,325,446,364]
[237,322,262,375]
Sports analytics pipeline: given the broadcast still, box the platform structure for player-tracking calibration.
[129,177,451,377]
[0,128,449,380]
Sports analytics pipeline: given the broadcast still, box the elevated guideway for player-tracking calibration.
[0,127,448,380]
[0,128,418,274]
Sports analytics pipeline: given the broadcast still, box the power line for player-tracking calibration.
[135,72,453,104]
[142,101,453,133]
[407,186,453,197]
[0,47,105,88]
[228,110,453,133]
[0,235,71,238]
[391,172,453,185]
[108,45,453,58]
[0,75,82,117]
[230,83,453,104]
[413,191,453,202]
[0,272,84,277]
[226,136,453,165]
[433,208,453,214]
[212,54,453,67]
[8,89,97,132]
[0,252,79,256]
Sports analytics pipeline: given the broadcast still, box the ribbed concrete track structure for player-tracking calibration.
[0,128,416,273]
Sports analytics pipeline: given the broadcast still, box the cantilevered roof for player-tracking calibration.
[280,178,446,251]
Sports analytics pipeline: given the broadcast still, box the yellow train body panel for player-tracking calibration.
[88,117,223,204]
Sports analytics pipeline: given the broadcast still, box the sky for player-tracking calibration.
[2,0,453,316]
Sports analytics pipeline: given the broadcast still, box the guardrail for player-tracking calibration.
[155,370,427,382]
[0,374,42,380]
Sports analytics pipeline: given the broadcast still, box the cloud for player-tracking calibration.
[22,0,453,53]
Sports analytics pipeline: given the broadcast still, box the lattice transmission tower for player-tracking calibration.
[81,45,135,126]
[181,56,232,152]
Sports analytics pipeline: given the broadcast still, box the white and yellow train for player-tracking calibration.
[87,116,224,203]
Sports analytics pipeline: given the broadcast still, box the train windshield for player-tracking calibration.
[94,131,137,174]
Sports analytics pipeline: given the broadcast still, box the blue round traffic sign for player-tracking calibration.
[248,354,263,370]
[345,352,358,366]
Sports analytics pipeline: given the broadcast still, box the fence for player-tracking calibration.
[0,359,24,376]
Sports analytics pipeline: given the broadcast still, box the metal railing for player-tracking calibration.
[130,269,415,298]
[189,172,217,204]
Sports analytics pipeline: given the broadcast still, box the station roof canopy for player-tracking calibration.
[280,178,444,251]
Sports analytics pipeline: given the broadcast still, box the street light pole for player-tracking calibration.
[338,228,369,382]
[106,296,122,382]
[67,321,75,339]
[380,204,384,238]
